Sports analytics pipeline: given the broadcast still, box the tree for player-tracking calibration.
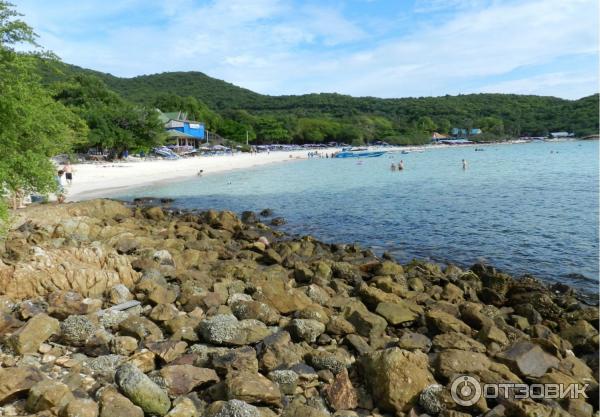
[255,117,291,143]
[218,119,256,143]
[53,74,165,154]
[0,1,86,217]
[477,116,504,136]
[415,116,437,133]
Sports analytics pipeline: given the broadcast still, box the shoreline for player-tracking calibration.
[64,141,526,202]
[0,199,596,416]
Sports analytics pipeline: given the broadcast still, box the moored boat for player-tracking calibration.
[334,147,387,158]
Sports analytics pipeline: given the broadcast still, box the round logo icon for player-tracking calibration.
[450,375,482,406]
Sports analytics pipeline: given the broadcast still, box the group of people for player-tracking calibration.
[390,160,405,171]
[307,151,330,158]
[55,161,74,203]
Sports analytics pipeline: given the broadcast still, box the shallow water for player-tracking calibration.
[116,140,599,293]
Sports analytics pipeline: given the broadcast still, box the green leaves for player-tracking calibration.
[53,74,166,153]
[0,1,85,224]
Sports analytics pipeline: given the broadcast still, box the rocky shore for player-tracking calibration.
[0,199,597,417]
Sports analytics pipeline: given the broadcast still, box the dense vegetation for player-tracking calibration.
[0,1,85,218]
[37,62,599,145]
[1,0,598,222]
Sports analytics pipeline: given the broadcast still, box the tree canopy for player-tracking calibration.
[52,74,165,154]
[0,1,86,218]
[36,61,599,145]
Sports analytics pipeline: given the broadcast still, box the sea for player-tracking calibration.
[115,140,599,295]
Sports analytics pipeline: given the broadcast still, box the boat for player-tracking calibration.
[153,146,179,159]
[334,147,387,158]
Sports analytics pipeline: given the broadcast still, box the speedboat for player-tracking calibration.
[334,147,386,158]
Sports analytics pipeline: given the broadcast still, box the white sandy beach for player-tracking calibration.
[65,149,333,201]
[63,141,519,201]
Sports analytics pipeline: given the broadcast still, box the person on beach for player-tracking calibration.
[390,163,396,171]
[398,160,404,171]
[55,170,65,203]
[462,159,468,170]
[62,161,74,185]
[197,169,204,176]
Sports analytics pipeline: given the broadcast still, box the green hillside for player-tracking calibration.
[37,59,599,144]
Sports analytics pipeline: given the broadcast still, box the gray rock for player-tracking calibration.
[268,370,299,395]
[115,363,171,416]
[199,314,270,346]
[61,315,97,346]
[288,319,325,343]
[210,399,260,417]
[419,384,444,414]
[496,341,559,378]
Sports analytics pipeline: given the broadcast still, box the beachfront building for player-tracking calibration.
[451,127,482,137]
[158,110,206,148]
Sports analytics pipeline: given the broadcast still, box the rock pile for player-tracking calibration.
[0,199,596,417]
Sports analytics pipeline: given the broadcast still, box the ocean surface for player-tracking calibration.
[115,140,599,294]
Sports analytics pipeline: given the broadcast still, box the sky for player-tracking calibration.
[16,0,600,99]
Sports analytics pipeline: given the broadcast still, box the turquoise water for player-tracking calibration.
[116,140,599,293]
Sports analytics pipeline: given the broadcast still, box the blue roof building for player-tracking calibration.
[158,110,206,148]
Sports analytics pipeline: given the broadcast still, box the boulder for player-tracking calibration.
[343,300,387,341]
[205,399,260,417]
[225,372,282,406]
[60,398,99,417]
[165,397,198,417]
[159,365,219,396]
[212,346,259,375]
[115,363,171,416]
[26,380,74,413]
[61,315,98,346]
[496,340,560,378]
[147,340,188,363]
[47,291,101,319]
[97,385,144,417]
[118,315,163,342]
[0,246,140,300]
[432,332,487,353]
[323,368,358,411]
[0,367,44,404]
[268,370,299,395]
[362,348,435,413]
[287,319,325,343]
[426,310,471,334]
[375,302,419,325]
[8,313,59,354]
[397,332,432,352]
[199,314,270,346]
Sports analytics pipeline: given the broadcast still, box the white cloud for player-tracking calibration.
[475,71,599,99]
[15,0,600,98]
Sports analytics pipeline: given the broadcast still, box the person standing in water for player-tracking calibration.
[462,159,468,170]
[398,160,404,171]
[390,163,396,171]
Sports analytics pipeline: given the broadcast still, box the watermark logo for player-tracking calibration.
[451,376,481,406]
[450,375,588,405]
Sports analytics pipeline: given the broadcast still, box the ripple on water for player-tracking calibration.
[116,141,599,293]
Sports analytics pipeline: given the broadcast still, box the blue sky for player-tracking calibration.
[17,0,599,99]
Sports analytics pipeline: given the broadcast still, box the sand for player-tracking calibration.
[65,149,332,201]
[63,143,483,201]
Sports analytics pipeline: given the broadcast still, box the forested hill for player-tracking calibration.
[37,60,599,143]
